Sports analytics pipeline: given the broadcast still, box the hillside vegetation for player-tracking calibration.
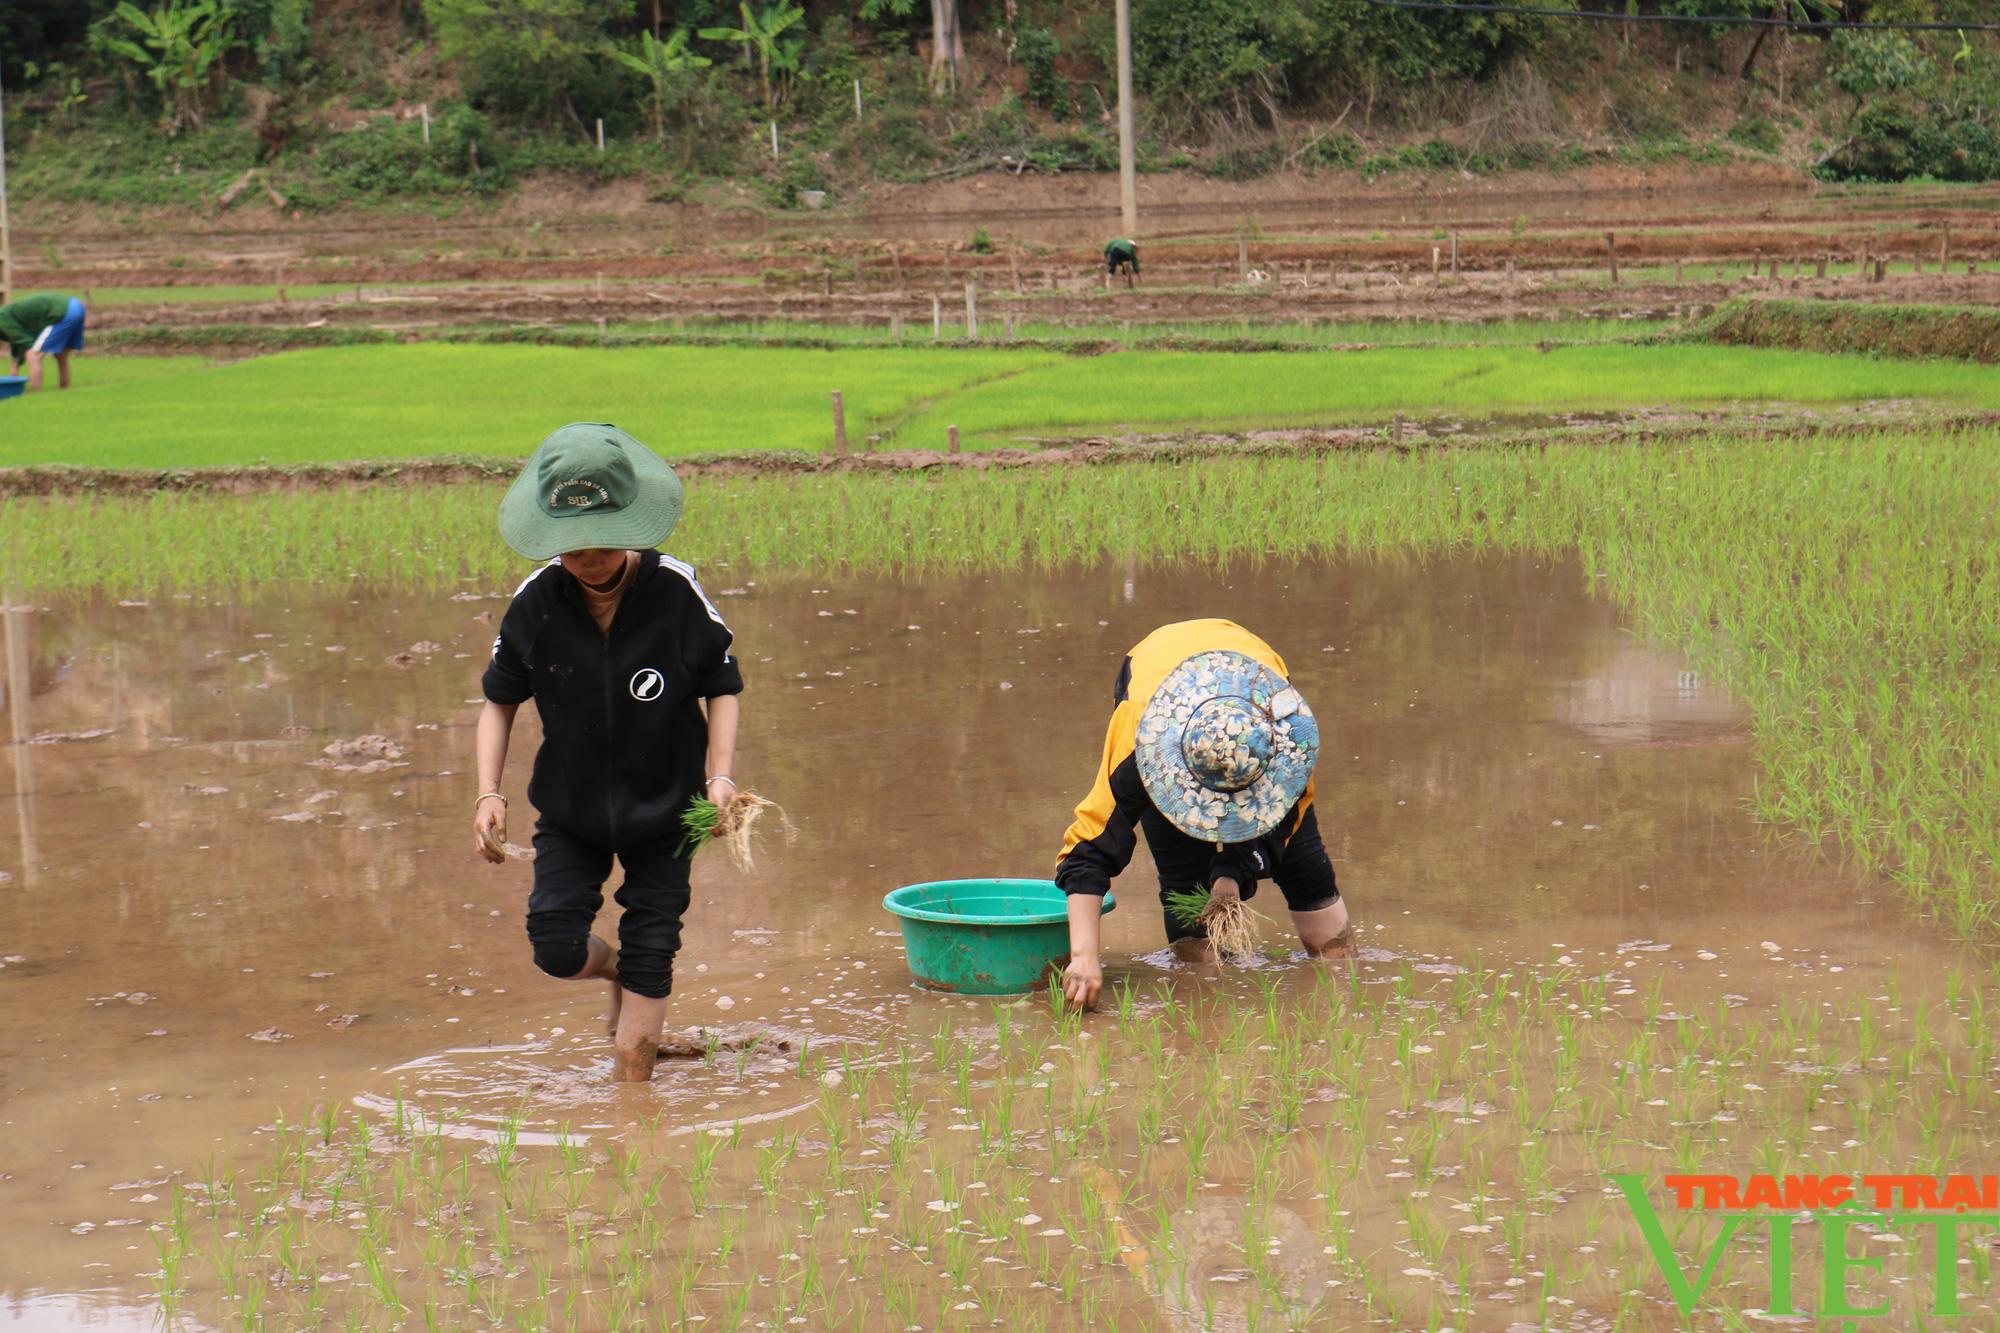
[2,0,1997,216]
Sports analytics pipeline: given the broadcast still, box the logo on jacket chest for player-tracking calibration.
[629,668,666,701]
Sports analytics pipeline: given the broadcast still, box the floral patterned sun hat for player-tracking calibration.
[1134,650,1319,843]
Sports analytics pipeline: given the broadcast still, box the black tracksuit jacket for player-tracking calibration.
[481,552,744,851]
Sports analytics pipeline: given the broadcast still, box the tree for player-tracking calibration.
[607,28,709,142]
[699,2,804,109]
[1827,28,1931,110]
[424,0,620,124]
[90,0,240,135]
[930,0,961,94]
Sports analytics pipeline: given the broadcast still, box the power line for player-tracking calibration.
[1360,0,2000,33]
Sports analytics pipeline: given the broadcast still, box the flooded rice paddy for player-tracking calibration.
[0,553,1978,1330]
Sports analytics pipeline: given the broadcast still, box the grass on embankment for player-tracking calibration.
[1705,296,2000,363]
[8,427,1996,932]
[6,340,1997,468]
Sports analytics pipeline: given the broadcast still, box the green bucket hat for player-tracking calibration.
[498,423,684,560]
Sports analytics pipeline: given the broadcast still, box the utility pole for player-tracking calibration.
[1114,0,1137,236]
[0,64,13,306]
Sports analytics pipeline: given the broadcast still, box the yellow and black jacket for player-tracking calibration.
[1054,619,1315,898]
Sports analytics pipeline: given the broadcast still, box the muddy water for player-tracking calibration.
[0,553,1948,1328]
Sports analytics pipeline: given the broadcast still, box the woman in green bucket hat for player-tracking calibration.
[1054,619,1353,1008]
[473,423,746,1082]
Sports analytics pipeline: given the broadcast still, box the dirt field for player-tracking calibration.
[17,164,1999,336]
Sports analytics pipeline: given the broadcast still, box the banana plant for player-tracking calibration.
[91,0,240,135]
[607,29,712,143]
[699,2,806,109]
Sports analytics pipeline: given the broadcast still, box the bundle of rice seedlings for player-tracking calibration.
[1164,884,1263,963]
[678,789,790,870]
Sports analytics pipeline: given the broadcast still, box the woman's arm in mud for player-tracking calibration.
[1063,895,1105,1009]
[703,694,740,806]
[474,701,518,862]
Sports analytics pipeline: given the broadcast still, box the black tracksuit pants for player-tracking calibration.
[1140,803,1340,943]
[527,820,692,999]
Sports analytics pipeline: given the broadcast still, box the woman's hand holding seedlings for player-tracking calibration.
[474,795,507,863]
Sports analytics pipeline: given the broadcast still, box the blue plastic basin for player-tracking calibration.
[0,376,24,402]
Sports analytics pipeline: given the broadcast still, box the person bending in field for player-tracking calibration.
[473,423,744,1083]
[1104,237,1139,284]
[1054,619,1352,1009]
[0,292,88,391]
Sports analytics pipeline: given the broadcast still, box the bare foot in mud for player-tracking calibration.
[612,1037,658,1083]
[605,979,622,1038]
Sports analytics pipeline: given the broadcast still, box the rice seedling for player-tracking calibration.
[12,335,1999,472]
[1163,884,1264,963]
[676,789,790,869]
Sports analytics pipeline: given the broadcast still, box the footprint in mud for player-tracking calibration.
[357,1022,833,1129]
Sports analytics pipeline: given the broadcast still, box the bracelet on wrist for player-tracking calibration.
[707,774,736,788]
[476,791,508,811]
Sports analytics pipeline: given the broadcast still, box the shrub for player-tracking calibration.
[1014,24,1069,117]
[1727,116,1781,154]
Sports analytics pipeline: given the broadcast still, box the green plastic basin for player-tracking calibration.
[881,878,1117,995]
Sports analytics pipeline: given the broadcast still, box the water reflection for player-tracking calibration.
[0,552,1929,1323]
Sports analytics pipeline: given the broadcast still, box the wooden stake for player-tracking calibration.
[853,78,863,121]
[1450,230,1459,277]
[948,424,960,454]
[931,293,942,340]
[1009,249,1020,291]
[1941,221,1951,269]
[1430,247,1440,281]
[1238,234,1248,277]
[831,391,847,454]
[1674,259,1683,283]
[1,62,14,306]
[890,312,902,340]
[891,244,903,288]
[942,243,952,281]
[769,121,779,159]
[596,118,605,152]
[963,281,978,339]
[421,102,431,145]
[1604,231,1619,284]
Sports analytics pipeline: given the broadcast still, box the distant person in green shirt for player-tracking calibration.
[0,293,88,392]
[1105,237,1139,284]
